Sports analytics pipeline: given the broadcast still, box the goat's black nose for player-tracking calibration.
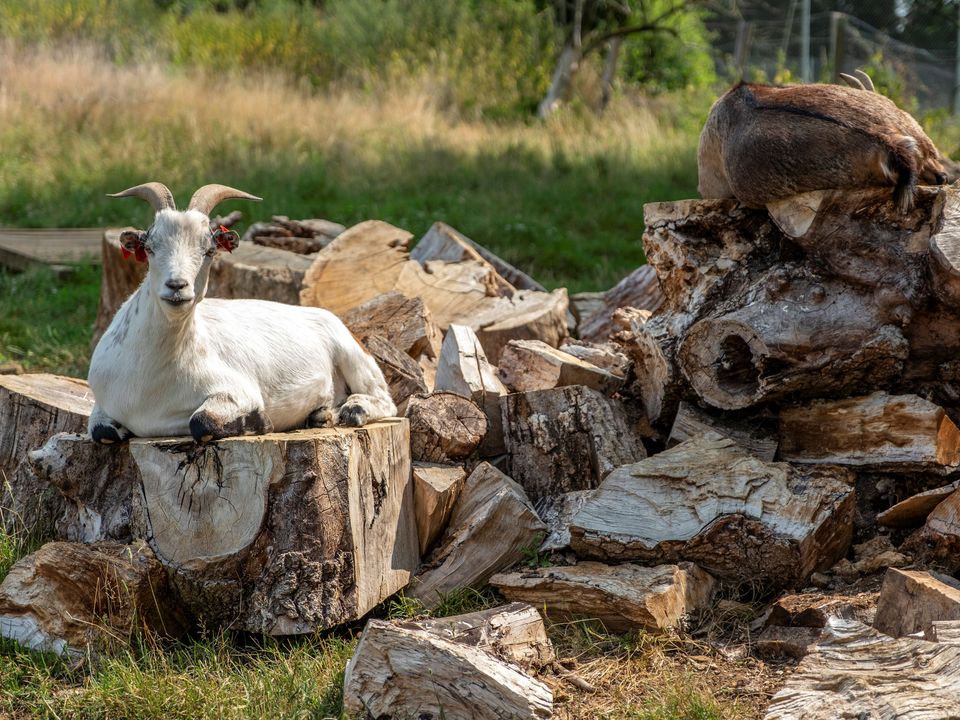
[165,278,189,291]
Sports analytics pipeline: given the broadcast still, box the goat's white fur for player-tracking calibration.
[88,207,396,441]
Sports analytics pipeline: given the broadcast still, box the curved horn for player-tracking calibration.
[854,69,876,93]
[839,72,865,91]
[107,182,176,212]
[187,184,262,216]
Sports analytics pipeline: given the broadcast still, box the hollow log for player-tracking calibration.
[490,561,715,634]
[125,421,417,633]
[409,462,545,609]
[0,374,94,535]
[569,433,855,589]
[678,268,908,411]
[764,618,960,720]
[779,392,960,470]
[405,392,487,463]
[502,385,647,500]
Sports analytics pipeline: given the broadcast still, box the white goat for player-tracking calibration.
[88,182,396,444]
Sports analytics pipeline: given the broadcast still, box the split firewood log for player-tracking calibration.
[764,618,960,720]
[533,491,595,552]
[405,392,487,463]
[904,488,960,573]
[0,374,94,535]
[498,339,622,395]
[502,385,647,499]
[341,292,442,360]
[0,541,188,657]
[667,400,777,461]
[569,433,855,589]
[356,334,428,414]
[577,264,664,343]
[412,462,467,556]
[873,567,960,639]
[877,480,960,528]
[342,606,553,719]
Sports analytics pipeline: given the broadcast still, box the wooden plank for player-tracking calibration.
[0,228,104,271]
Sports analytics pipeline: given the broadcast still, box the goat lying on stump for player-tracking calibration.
[88,182,396,444]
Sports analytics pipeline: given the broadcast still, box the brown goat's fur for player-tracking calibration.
[698,82,951,212]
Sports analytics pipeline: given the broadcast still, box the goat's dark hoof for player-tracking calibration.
[307,407,335,428]
[191,407,273,443]
[190,412,220,443]
[91,424,130,445]
[337,404,368,427]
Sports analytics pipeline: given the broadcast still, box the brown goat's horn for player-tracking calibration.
[854,69,876,93]
[107,182,177,212]
[187,184,261,216]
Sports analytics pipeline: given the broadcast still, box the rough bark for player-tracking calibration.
[357,334,428,414]
[577,264,664,343]
[0,541,187,657]
[434,324,508,455]
[498,339,622,395]
[340,291,442,361]
[764,618,960,720]
[490,561,716,634]
[0,374,94,535]
[342,616,553,719]
[569,433,855,589]
[405,392,487,463]
[126,420,418,633]
[779,392,960,470]
[667,400,777,461]
[409,462,545,609]
[533,490,595,552]
[873,567,960,639]
[502,385,647,500]
[412,462,467,557]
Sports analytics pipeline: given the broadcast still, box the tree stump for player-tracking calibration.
[569,433,855,589]
[92,229,147,348]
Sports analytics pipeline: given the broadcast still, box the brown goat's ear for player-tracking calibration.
[213,225,239,253]
[118,229,147,262]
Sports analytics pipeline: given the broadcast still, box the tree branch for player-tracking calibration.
[582,23,680,57]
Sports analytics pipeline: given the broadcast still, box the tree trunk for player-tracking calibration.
[537,42,582,119]
[599,36,623,111]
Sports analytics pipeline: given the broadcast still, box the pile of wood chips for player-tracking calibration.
[4,192,960,718]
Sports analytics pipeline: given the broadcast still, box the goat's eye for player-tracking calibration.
[144,246,154,256]
[204,246,217,257]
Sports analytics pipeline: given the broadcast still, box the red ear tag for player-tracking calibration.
[216,225,237,253]
[134,244,148,263]
[120,245,133,260]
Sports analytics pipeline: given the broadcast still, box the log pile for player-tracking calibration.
[12,192,960,716]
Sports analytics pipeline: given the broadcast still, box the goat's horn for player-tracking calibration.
[854,69,876,93]
[839,72,866,91]
[107,182,176,212]
[187,184,261,216]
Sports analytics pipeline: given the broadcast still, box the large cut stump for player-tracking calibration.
[764,618,960,720]
[779,392,960,470]
[0,374,94,535]
[410,462,545,608]
[569,433,855,589]
[490,561,715,633]
[873,567,960,638]
[0,541,187,657]
[502,385,647,499]
[343,606,553,719]
[206,242,313,305]
[92,229,147,347]
[128,421,417,633]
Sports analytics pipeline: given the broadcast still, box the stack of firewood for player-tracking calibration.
[4,190,960,717]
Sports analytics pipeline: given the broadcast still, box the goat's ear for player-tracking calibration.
[213,225,239,253]
[119,229,148,262]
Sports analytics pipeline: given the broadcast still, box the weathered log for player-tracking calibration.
[412,221,545,293]
[246,216,344,255]
[764,618,960,720]
[502,385,647,500]
[412,462,467,556]
[435,324,507,455]
[126,421,418,633]
[299,220,568,362]
[0,541,187,657]
[342,613,553,719]
[341,291,442,360]
[0,374,94,535]
[877,480,960,529]
[405,392,487,463]
[873,567,960,639]
[667,400,777,461]
[28,432,136,543]
[490,561,715,634]
[399,602,555,670]
[760,589,879,630]
[357,334,428,414]
[905,488,960,573]
[577,264,664,343]
[559,341,630,378]
[678,267,908,411]
[206,242,313,305]
[533,490,594,552]
[409,462,545,608]
[92,229,147,348]
[498,339,622,395]
[612,309,682,427]
[779,392,960,470]
[569,433,855,589]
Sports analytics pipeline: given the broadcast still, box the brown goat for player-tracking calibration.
[698,80,951,212]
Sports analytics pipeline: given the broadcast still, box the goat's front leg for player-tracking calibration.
[89,403,134,444]
[189,392,273,443]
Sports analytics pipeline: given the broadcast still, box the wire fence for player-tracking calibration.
[705,10,958,111]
